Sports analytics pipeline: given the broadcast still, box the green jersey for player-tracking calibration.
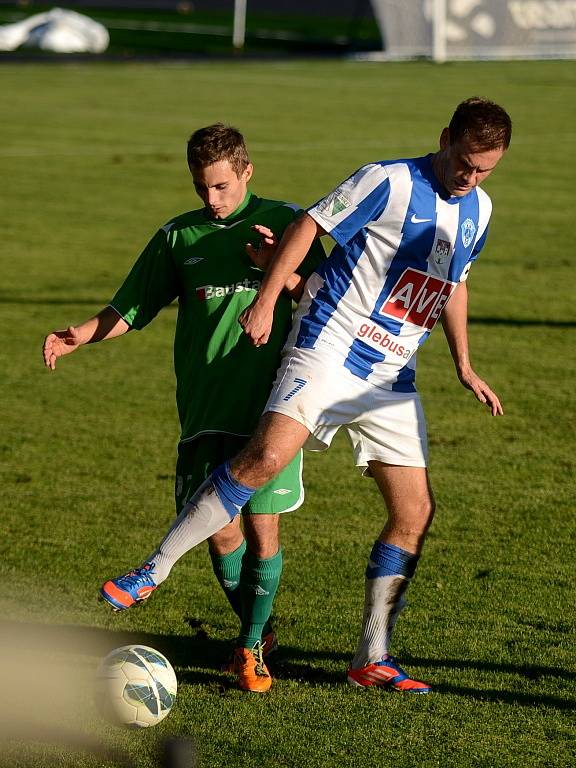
[110,192,324,443]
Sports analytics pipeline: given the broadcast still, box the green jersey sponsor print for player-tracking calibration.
[110,193,324,442]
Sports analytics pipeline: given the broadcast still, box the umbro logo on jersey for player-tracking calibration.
[273,488,292,495]
[411,214,432,224]
[184,256,204,266]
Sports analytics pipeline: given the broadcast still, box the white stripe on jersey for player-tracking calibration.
[474,187,492,247]
[428,194,460,278]
[313,163,388,233]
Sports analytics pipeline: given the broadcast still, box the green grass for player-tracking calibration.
[0,59,575,767]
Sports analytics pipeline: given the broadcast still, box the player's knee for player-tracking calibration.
[244,515,279,558]
[389,496,435,543]
[260,446,285,478]
[424,494,436,523]
[246,537,280,559]
[208,517,243,556]
[415,495,435,533]
[238,442,285,484]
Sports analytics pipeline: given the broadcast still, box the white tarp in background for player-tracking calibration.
[369,0,576,60]
[0,8,109,53]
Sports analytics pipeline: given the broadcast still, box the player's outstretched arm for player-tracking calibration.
[43,306,130,370]
[441,282,503,416]
[240,214,322,346]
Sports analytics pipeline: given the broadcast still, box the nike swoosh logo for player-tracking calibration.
[184,257,204,266]
[411,214,432,224]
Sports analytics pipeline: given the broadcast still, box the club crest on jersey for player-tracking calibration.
[379,267,457,331]
[434,238,451,264]
[461,218,476,248]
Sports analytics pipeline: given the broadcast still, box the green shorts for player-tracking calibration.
[175,434,304,516]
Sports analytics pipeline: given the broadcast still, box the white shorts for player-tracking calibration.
[264,348,428,471]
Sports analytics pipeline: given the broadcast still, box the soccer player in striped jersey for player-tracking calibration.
[100,98,511,693]
[43,124,324,693]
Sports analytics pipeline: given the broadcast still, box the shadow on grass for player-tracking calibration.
[467,316,576,328]
[2,620,574,709]
[430,683,575,711]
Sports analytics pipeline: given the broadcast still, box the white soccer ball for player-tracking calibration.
[95,645,177,728]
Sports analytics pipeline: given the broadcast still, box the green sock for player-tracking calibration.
[238,548,283,649]
[209,539,247,622]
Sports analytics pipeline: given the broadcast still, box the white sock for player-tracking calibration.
[144,481,232,584]
[351,574,410,669]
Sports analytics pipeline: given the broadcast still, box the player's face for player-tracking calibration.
[192,160,253,219]
[437,129,506,197]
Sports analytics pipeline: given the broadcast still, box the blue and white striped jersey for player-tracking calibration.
[286,154,492,392]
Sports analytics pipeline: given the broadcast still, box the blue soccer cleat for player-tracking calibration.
[100,562,158,611]
[347,655,432,693]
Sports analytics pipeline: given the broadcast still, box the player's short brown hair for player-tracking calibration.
[449,97,512,151]
[187,124,250,177]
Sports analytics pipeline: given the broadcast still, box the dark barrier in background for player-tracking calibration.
[0,0,383,57]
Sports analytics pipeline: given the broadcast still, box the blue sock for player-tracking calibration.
[366,541,419,580]
[211,462,256,519]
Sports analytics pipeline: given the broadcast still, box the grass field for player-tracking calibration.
[0,59,575,767]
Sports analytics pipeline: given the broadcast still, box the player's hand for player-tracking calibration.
[42,326,83,370]
[239,297,275,347]
[246,224,278,270]
[458,366,503,416]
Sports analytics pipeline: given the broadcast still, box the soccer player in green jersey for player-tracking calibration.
[43,124,324,693]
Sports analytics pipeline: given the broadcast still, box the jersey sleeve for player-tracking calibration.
[461,188,493,279]
[469,225,489,264]
[306,163,391,247]
[109,227,178,330]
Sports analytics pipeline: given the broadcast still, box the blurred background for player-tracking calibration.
[1,0,575,60]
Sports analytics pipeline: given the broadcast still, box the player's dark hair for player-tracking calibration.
[187,123,250,177]
[449,97,512,150]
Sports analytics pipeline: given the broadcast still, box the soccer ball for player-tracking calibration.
[95,645,177,728]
